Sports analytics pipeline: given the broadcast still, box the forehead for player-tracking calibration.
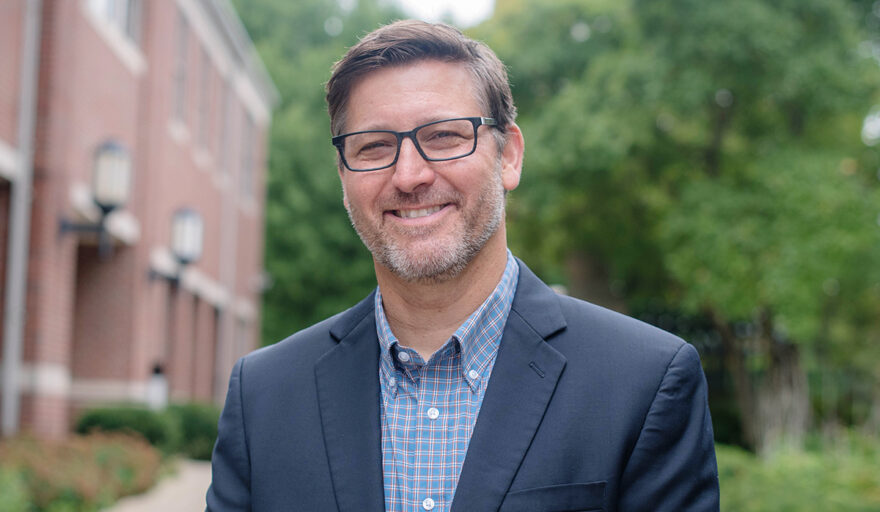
[345,60,481,131]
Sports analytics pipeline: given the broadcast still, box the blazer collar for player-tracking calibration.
[317,259,569,512]
[316,290,385,512]
[452,259,568,511]
[508,258,567,339]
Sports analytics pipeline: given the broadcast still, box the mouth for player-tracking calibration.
[391,204,448,219]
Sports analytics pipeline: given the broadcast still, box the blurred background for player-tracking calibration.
[1,0,879,510]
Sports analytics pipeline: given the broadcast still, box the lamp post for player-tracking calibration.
[59,140,132,258]
[155,208,203,403]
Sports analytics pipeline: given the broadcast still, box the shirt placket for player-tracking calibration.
[394,348,432,512]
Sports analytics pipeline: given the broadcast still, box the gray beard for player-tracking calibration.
[345,169,506,284]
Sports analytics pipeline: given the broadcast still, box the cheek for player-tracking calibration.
[341,178,380,213]
[348,173,392,201]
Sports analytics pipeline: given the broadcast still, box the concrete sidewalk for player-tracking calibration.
[104,459,212,512]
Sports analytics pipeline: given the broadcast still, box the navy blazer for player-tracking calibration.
[207,260,720,511]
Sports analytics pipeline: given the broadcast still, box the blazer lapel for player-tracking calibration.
[452,261,568,512]
[315,294,385,512]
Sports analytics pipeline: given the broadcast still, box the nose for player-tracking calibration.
[390,136,436,193]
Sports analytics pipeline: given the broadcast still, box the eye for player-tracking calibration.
[427,130,464,141]
[357,140,393,154]
[345,132,397,160]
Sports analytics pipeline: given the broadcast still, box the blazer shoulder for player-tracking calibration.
[553,293,688,363]
[512,258,687,363]
[239,296,374,381]
[246,312,337,362]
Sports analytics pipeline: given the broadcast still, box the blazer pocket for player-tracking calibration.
[499,481,606,512]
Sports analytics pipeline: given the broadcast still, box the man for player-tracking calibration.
[207,20,719,512]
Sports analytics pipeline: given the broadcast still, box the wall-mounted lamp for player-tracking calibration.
[151,208,204,285]
[171,207,203,267]
[59,140,132,258]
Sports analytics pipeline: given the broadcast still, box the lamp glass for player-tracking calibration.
[171,208,203,266]
[92,141,131,212]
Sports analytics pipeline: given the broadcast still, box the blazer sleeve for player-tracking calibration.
[206,358,252,511]
[618,343,720,511]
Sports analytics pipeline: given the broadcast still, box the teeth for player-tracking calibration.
[396,205,443,219]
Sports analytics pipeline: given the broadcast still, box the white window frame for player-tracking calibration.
[82,0,145,75]
[173,8,190,123]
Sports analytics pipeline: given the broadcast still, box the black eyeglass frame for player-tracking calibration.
[331,116,498,172]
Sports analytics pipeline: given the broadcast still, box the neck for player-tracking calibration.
[376,228,509,360]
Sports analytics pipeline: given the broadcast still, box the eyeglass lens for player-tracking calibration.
[341,118,477,171]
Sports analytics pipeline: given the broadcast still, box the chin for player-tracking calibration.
[379,246,472,283]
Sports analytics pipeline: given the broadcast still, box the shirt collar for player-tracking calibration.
[451,251,518,384]
[375,251,519,389]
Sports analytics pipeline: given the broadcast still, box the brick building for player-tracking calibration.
[0,0,277,437]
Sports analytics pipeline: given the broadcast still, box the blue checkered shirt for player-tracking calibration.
[375,252,519,512]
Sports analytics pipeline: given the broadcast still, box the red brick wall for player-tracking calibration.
[6,0,272,436]
[0,0,24,145]
[0,181,9,351]
[19,393,67,439]
[71,245,137,380]
[191,301,217,402]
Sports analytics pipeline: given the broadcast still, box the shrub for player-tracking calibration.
[0,432,161,511]
[0,468,28,512]
[75,404,179,454]
[165,402,221,460]
[717,433,880,511]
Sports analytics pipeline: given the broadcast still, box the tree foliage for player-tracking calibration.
[476,0,880,450]
[233,0,403,344]
[240,0,880,451]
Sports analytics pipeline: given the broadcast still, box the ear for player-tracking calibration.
[499,123,524,192]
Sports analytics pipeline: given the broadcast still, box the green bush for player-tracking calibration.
[0,433,161,512]
[75,404,179,455]
[0,468,28,512]
[718,433,880,511]
[165,402,221,460]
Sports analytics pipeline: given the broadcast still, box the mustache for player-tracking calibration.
[380,189,463,209]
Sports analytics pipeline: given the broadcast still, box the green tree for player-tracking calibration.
[238,0,880,453]
[233,0,403,344]
[478,0,880,452]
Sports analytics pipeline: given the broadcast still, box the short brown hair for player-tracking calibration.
[326,20,516,139]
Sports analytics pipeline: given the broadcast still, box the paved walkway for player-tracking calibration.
[104,459,212,512]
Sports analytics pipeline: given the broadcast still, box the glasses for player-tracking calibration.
[331,117,497,172]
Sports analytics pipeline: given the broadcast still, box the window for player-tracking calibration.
[124,0,142,44]
[197,46,210,148]
[173,9,189,122]
[87,0,141,44]
[240,112,255,198]
[235,318,251,357]
[218,82,233,174]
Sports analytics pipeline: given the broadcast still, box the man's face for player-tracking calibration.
[338,60,522,282]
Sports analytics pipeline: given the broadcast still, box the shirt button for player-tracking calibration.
[468,369,479,380]
[426,407,440,420]
[397,351,411,363]
[422,497,435,510]
[388,377,397,388]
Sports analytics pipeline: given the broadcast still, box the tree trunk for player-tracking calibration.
[863,378,880,435]
[713,310,759,449]
[711,308,811,455]
[564,250,628,313]
[704,101,732,177]
[754,335,810,453]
